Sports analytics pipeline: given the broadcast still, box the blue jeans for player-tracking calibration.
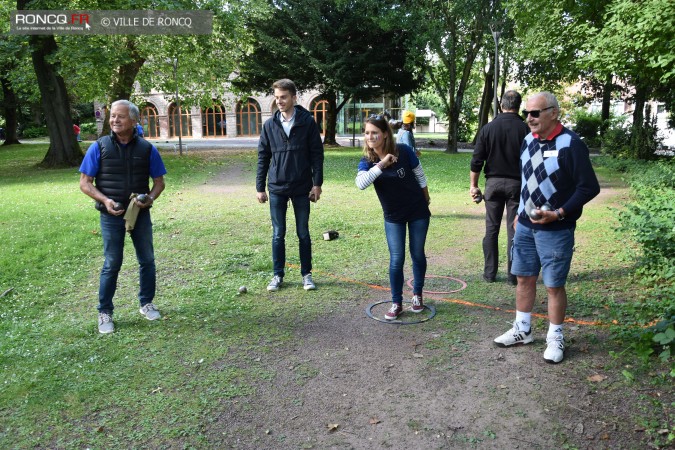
[511,224,575,287]
[269,192,312,277]
[384,217,430,303]
[98,209,156,313]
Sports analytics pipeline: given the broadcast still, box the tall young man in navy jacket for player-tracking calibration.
[256,79,324,292]
[493,92,600,364]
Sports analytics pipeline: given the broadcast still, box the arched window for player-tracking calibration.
[202,103,227,137]
[311,98,329,135]
[168,103,192,138]
[139,104,160,138]
[237,98,262,136]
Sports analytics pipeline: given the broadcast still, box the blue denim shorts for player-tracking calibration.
[511,225,575,287]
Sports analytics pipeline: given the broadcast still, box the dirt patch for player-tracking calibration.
[203,159,670,449]
[199,161,250,194]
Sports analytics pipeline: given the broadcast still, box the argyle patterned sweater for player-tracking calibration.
[518,124,600,230]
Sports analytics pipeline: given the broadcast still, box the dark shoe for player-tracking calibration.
[483,275,496,283]
[507,276,517,286]
[384,303,403,320]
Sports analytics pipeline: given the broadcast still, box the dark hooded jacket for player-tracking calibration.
[256,105,324,196]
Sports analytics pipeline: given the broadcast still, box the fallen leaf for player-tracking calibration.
[601,433,610,440]
[96,426,104,433]
[587,374,607,382]
[657,429,669,435]
[412,353,424,358]
[327,423,339,432]
[369,418,381,425]
[498,384,507,389]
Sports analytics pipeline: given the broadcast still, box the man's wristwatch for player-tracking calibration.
[555,209,564,221]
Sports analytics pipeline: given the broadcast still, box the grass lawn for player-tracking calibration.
[0,143,669,448]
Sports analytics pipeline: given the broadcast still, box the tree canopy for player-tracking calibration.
[232,0,426,144]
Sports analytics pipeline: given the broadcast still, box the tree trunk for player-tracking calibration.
[600,73,613,136]
[323,91,338,145]
[29,34,82,167]
[1,76,21,145]
[630,82,651,160]
[473,57,494,144]
[100,37,146,137]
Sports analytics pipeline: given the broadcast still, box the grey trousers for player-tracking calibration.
[483,177,521,281]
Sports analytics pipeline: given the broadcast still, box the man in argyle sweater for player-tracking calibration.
[493,92,600,364]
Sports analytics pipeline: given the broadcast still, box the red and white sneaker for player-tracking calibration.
[410,294,424,313]
[384,303,403,320]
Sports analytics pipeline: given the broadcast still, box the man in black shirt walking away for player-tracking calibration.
[469,90,529,285]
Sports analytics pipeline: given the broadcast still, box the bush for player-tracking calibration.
[619,160,675,274]
[601,106,662,160]
[21,125,48,139]
[571,109,603,148]
[80,122,97,135]
[601,120,632,158]
[616,159,675,372]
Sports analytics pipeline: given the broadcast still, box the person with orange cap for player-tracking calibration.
[397,110,419,156]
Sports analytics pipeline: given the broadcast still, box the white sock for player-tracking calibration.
[515,310,531,332]
[548,322,564,338]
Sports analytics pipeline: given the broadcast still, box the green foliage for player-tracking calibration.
[20,125,48,138]
[79,122,97,135]
[411,89,447,122]
[600,111,662,161]
[623,317,675,377]
[571,109,603,148]
[409,0,494,151]
[597,158,675,373]
[618,160,675,278]
[601,120,632,158]
[631,104,663,161]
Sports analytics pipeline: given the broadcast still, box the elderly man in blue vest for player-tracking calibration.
[80,100,167,334]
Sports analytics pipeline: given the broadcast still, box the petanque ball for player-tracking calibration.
[136,194,149,204]
[113,202,123,211]
[529,203,552,220]
[238,286,247,294]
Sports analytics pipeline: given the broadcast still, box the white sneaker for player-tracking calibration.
[267,275,283,291]
[494,321,533,347]
[543,335,565,363]
[140,303,161,321]
[302,273,316,291]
